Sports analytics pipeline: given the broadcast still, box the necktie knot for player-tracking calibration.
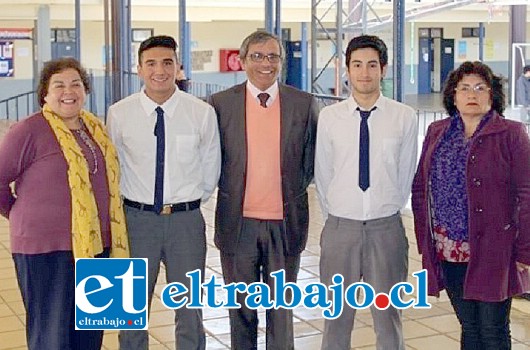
[357,106,376,120]
[258,93,270,108]
[154,107,164,136]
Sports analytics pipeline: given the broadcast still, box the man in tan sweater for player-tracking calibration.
[208,30,319,349]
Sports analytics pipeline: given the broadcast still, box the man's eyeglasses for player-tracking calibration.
[454,84,490,95]
[247,53,282,63]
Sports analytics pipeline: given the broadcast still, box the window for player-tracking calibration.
[462,27,484,38]
[132,29,153,43]
[51,29,76,43]
[418,28,443,38]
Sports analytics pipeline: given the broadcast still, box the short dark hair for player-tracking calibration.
[523,65,530,74]
[345,35,388,69]
[239,31,284,62]
[138,35,177,64]
[37,57,90,107]
[442,61,505,116]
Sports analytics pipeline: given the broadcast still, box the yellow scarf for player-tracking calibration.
[42,104,129,258]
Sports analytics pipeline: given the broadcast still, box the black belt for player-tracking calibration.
[124,198,201,215]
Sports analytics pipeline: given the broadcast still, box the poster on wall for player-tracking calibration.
[0,41,14,77]
[485,39,494,60]
[219,49,242,72]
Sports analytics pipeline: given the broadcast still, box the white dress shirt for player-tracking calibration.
[315,94,418,221]
[107,88,221,205]
[246,80,279,107]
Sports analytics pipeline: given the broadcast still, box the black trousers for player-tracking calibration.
[13,249,109,350]
[442,261,512,350]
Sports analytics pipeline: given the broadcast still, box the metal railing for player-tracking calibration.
[0,91,38,121]
[416,109,448,135]
[119,71,229,102]
[0,74,230,122]
[187,81,229,102]
[312,93,346,109]
[310,93,450,137]
[0,87,450,137]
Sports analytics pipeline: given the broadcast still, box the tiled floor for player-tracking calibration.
[0,189,529,350]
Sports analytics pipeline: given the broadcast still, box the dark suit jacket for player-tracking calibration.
[209,82,319,255]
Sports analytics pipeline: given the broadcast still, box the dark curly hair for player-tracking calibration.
[37,57,90,107]
[442,61,505,117]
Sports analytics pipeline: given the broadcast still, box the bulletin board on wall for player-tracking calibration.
[0,41,14,77]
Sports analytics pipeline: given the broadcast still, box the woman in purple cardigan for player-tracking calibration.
[412,61,530,349]
[0,58,129,350]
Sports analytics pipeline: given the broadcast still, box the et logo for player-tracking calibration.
[75,258,148,330]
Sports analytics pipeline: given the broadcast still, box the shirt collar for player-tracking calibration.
[139,85,179,118]
[346,93,386,117]
[246,80,279,105]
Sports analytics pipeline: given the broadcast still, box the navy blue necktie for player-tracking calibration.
[154,107,165,214]
[358,106,376,192]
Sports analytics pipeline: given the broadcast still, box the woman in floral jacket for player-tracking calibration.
[412,61,530,350]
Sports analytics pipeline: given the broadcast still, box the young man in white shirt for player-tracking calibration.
[107,35,220,350]
[315,35,418,350]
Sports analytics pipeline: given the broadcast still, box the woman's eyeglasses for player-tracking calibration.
[454,84,490,95]
[247,53,282,63]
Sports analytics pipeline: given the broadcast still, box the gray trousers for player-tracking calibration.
[220,218,300,350]
[320,213,408,350]
[119,206,207,350]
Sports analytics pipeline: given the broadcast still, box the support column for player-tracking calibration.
[34,5,51,90]
[301,22,308,92]
[393,0,405,101]
[275,0,282,41]
[478,22,484,62]
[335,0,343,97]
[509,5,527,102]
[110,0,131,103]
[265,0,273,33]
[75,0,81,61]
[103,0,111,119]
[179,0,191,80]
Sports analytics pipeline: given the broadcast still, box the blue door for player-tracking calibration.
[285,41,303,90]
[52,42,76,59]
[440,39,454,90]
